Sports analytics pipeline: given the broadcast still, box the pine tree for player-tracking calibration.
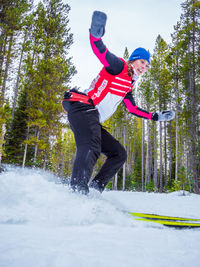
[180,0,200,193]
[170,0,200,193]
[4,90,33,164]
[137,69,154,190]
[0,102,11,166]
[0,0,32,104]
[145,35,171,192]
[0,0,32,166]
[2,0,76,168]
[28,0,76,168]
[123,47,129,60]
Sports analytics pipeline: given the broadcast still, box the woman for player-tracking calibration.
[62,11,174,194]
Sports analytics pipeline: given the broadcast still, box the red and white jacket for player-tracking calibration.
[84,34,153,123]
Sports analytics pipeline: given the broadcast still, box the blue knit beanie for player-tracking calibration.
[129,47,151,64]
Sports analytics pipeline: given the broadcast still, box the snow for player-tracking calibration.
[0,166,200,267]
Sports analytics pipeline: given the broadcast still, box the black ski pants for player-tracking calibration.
[62,101,127,192]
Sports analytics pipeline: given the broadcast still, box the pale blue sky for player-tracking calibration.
[64,0,183,89]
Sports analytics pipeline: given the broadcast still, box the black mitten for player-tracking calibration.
[90,11,107,38]
[152,111,175,121]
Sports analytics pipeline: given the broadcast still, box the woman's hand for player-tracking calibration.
[90,11,107,38]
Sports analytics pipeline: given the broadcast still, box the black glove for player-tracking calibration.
[152,110,175,121]
[90,11,107,38]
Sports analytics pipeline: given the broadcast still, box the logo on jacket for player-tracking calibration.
[92,79,108,99]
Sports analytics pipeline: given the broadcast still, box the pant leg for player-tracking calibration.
[66,102,101,193]
[90,127,127,192]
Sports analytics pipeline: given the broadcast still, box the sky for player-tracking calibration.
[63,0,184,90]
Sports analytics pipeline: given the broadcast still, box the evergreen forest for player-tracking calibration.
[0,0,199,193]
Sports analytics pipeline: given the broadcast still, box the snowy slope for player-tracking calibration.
[0,166,200,267]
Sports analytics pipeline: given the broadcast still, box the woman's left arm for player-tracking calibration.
[123,92,153,120]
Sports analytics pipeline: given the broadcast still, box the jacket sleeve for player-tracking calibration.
[123,92,153,120]
[90,34,124,75]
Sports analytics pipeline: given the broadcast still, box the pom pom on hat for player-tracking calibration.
[129,47,151,64]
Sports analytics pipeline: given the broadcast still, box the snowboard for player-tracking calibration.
[129,212,200,228]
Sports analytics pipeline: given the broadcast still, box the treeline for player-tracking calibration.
[0,0,76,172]
[0,0,199,193]
[107,0,200,193]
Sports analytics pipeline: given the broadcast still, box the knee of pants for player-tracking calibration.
[119,146,127,163]
[76,145,101,163]
[111,144,127,164]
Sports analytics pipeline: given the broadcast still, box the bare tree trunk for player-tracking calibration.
[175,113,179,181]
[1,34,13,104]
[34,129,40,162]
[184,140,192,192]
[168,121,172,182]
[173,51,180,183]
[12,34,27,118]
[186,36,199,194]
[22,126,30,168]
[43,152,47,170]
[164,122,167,188]
[145,120,151,187]
[130,123,137,174]
[122,164,126,191]
[22,143,28,168]
[113,126,118,190]
[190,13,199,194]
[113,173,118,190]
[0,123,6,167]
[122,126,126,191]
[159,122,163,192]
[141,120,145,191]
[153,123,158,190]
[0,34,8,81]
[59,153,65,178]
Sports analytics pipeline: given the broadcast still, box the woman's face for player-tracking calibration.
[131,59,149,76]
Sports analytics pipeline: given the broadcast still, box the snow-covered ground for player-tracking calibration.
[0,166,200,267]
